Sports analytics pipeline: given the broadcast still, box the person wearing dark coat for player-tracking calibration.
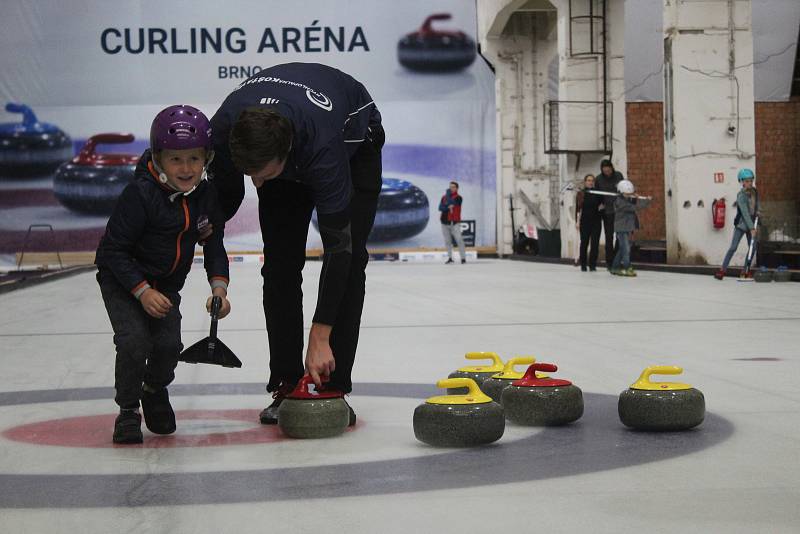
[596,159,624,269]
[575,174,602,271]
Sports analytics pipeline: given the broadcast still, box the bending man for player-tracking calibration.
[210,62,384,424]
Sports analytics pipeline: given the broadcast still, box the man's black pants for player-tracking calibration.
[257,127,383,394]
[601,212,619,267]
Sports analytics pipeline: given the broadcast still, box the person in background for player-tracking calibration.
[714,168,759,280]
[610,179,651,277]
[575,174,602,271]
[596,159,624,269]
[439,181,467,264]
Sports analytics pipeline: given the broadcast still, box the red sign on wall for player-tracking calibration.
[714,172,725,183]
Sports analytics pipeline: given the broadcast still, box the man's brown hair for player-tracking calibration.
[229,107,293,174]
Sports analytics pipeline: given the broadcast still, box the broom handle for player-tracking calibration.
[586,190,651,200]
[209,296,221,341]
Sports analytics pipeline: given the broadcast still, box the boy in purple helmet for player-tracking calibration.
[95,105,232,444]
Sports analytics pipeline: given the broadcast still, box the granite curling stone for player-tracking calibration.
[773,266,791,282]
[53,133,138,214]
[397,13,477,73]
[447,351,505,394]
[0,103,72,178]
[618,365,705,431]
[413,377,504,447]
[480,356,538,403]
[753,267,773,283]
[502,363,584,426]
[277,375,350,439]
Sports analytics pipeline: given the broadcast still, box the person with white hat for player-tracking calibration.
[610,179,652,277]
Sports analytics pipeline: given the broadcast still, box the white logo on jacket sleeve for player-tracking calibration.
[306,89,333,111]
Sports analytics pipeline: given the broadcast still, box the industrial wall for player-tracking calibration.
[625,102,665,241]
[754,97,800,232]
[626,94,800,244]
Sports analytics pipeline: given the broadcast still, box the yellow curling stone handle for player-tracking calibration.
[490,356,544,379]
[631,365,692,391]
[457,351,505,373]
[427,378,493,405]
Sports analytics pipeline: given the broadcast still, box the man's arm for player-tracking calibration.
[313,208,352,326]
[304,141,355,386]
[209,111,245,221]
[306,208,352,386]
[203,184,231,295]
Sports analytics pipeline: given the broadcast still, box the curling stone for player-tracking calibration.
[413,377,504,447]
[480,356,539,403]
[397,13,477,73]
[447,352,505,394]
[370,178,429,241]
[753,267,773,283]
[0,103,72,177]
[773,266,791,283]
[53,133,138,214]
[277,375,350,439]
[502,363,584,426]
[618,365,704,431]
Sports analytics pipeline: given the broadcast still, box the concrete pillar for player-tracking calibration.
[477,0,560,257]
[663,0,756,265]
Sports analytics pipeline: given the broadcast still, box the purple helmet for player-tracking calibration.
[150,105,212,152]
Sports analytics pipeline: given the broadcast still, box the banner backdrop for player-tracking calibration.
[0,0,495,256]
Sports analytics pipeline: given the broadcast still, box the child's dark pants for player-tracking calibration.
[98,270,182,410]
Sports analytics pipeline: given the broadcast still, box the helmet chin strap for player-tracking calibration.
[153,150,215,200]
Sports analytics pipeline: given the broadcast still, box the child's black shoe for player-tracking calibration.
[141,386,176,435]
[113,410,143,444]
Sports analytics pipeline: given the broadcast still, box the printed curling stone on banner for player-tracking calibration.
[312,176,429,241]
[0,103,72,178]
[413,377,504,447]
[397,13,477,72]
[54,133,138,214]
[447,352,505,395]
[618,365,705,431]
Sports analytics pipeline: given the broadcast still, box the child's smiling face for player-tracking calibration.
[157,147,206,193]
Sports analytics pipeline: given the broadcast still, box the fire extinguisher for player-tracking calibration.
[712,198,726,229]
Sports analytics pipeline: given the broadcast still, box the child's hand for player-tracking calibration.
[140,288,173,319]
[206,294,231,319]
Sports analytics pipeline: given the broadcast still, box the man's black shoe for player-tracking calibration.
[113,410,143,444]
[259,384,294,425]
[445,258,454,264]
[141,386,176,435]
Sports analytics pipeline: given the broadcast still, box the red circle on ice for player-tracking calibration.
[2,409,358,448]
